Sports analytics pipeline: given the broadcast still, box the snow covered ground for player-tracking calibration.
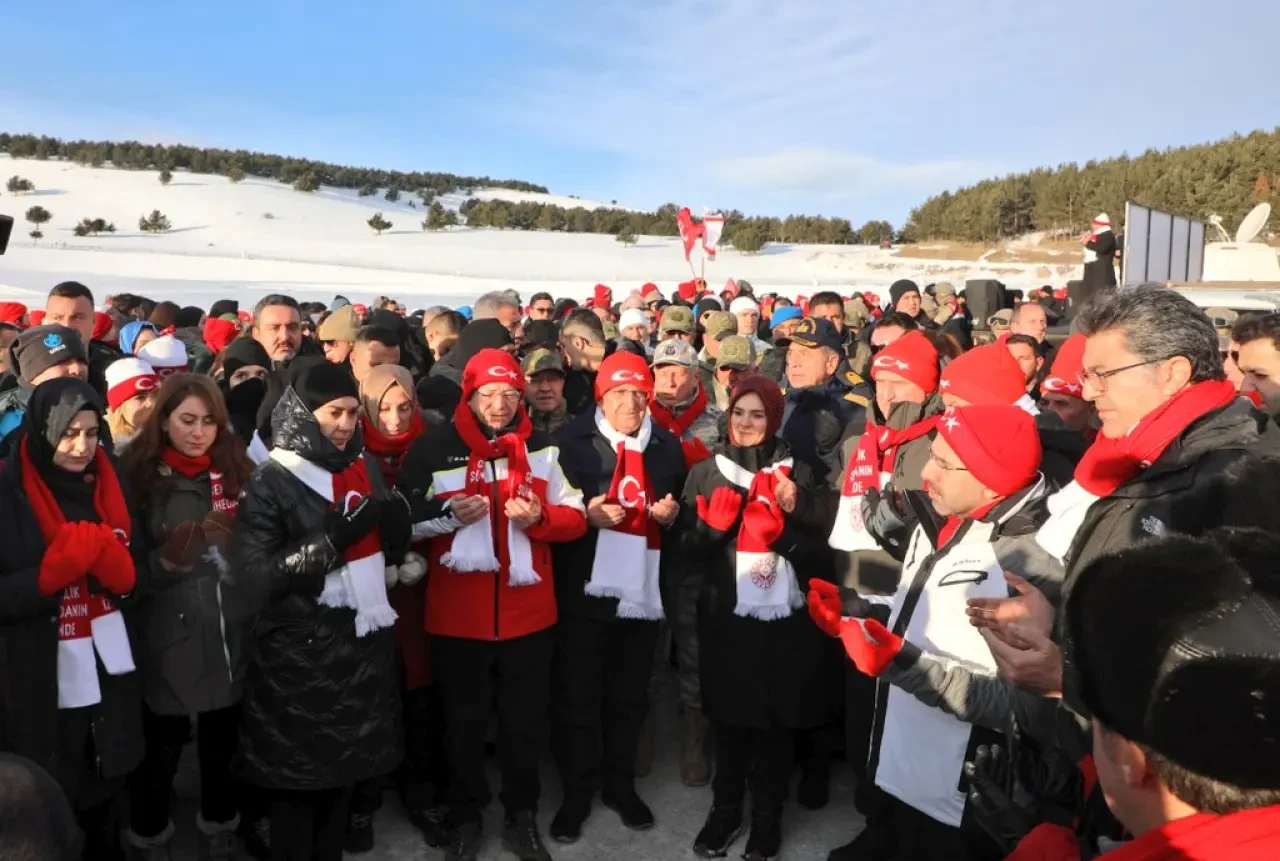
[0,155,1072,310]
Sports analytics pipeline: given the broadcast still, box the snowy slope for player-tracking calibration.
[0,156,1071,309]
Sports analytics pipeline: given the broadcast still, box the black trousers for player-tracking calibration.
[349,684,449,817]
[129,703,241,837]
[711,723,794,815]
[78,795,127,861]
[269,787,350,861]
[553,615,660,800]
[850,791,1003,861]
[430,629,553,822]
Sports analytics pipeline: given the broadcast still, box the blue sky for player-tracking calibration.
[2,0,1276,225]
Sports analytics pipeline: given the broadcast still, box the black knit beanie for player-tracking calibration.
[209,299,239,320]
[889,279,921,306]
[221,338,271,379]
[294,362,359,412]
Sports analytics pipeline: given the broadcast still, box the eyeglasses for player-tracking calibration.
[477,391,522,405]
[928,452,968,473]
[1077,356,1173,393]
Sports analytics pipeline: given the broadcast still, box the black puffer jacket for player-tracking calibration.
[229,389,402,791]
[780,379,862,488]
[551,410,686,621]
[681,439,838,729]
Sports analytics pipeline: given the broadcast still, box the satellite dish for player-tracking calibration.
[1235,203,1271,244]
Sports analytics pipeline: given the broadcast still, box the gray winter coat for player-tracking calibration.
[130,466,243,716]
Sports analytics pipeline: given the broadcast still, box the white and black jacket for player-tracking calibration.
[866,475,1063,829]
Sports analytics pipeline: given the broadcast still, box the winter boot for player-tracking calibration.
[196,813,242,861]
[127,822,175,861]
[445,818,483,861]
[679,709,711,787]
[796,758,831,811]
[743,809,782,861]
[549,796,591,844]
[601,784,655,831]
[634,705,658,777]
[501,810,552,861]
[344,811,375,854]
[692,805,745,858]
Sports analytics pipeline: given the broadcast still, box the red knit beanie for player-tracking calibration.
[728,374,785,444]
[1042,333,1086,399]
[203,318,239,355]
[938,405,1041,496]
[871,330,940,393]
[593,284,613,309]
[462,348,525,401]
[93,311,113,342]
[677,280,699,302]
[940,344,1026,405]
[595,351,653,400]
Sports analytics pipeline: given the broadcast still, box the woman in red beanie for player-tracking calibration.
[682,374,838,861]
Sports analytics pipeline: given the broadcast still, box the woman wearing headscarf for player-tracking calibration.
[120,374,254,860]
[0,378,144,861]
[229,362,409,861]
[345,365,442,852]
[680,374,838,861]
[119,321,160,357]
[216,339,272,461]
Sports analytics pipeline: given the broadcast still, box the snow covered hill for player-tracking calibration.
[0,156,1073,309]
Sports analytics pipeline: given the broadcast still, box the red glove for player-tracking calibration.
[90,523,137,595]
[696,486,742,534]
[741,497,785,546]
[37,522,103,596]
[838,617,904,677]
[807,579,842,638]
[681,437,711,467]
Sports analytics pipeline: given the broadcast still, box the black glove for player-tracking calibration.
[861,486,909,553]
[964,715,1084,855]
[964,741,1036,855]
[325,496,382,552]
[380,489,414,566]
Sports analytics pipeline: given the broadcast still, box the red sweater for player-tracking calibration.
[1009,807,1280,861]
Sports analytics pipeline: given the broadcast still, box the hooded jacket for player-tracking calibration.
[229,388,402,790]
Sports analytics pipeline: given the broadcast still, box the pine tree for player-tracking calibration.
[730,225,767,253]
[293,171,320,192]
[228,166,246,183]
[29,230,43,242]
[423,201,457,230]
[358,183,378,197]
[159,168,173,186]
[139,210,172,233]
[24,205,51,231]
[385,187,401,203]
[615,228,637,247]
[367,213,393,235]
[6,176,34,194]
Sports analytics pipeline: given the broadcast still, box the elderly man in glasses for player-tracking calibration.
[966,286,1280,773]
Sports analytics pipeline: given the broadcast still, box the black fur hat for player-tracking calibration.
[1068,527,1280,790]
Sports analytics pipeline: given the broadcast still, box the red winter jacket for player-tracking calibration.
[1007,807,1280,861]
[396,423,586,641]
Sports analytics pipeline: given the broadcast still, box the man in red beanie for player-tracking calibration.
[396,348,588,861]
[812,404,1064,861]
[548,350,687,843]
[832,330,944,560]
[1038,332,1094,434]
[591,284,614,324]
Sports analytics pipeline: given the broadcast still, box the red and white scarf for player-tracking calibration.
[1036,380,1237,559]
[161,447,239,516]
[442,401,539,587]
[650,387,714,468]
[715,454,803,620]
[21,440,136,709]
[269,448,397,636]
[829,416,938,551]
[585,409,664,620]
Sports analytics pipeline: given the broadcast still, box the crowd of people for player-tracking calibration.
[0,272,1277,861]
